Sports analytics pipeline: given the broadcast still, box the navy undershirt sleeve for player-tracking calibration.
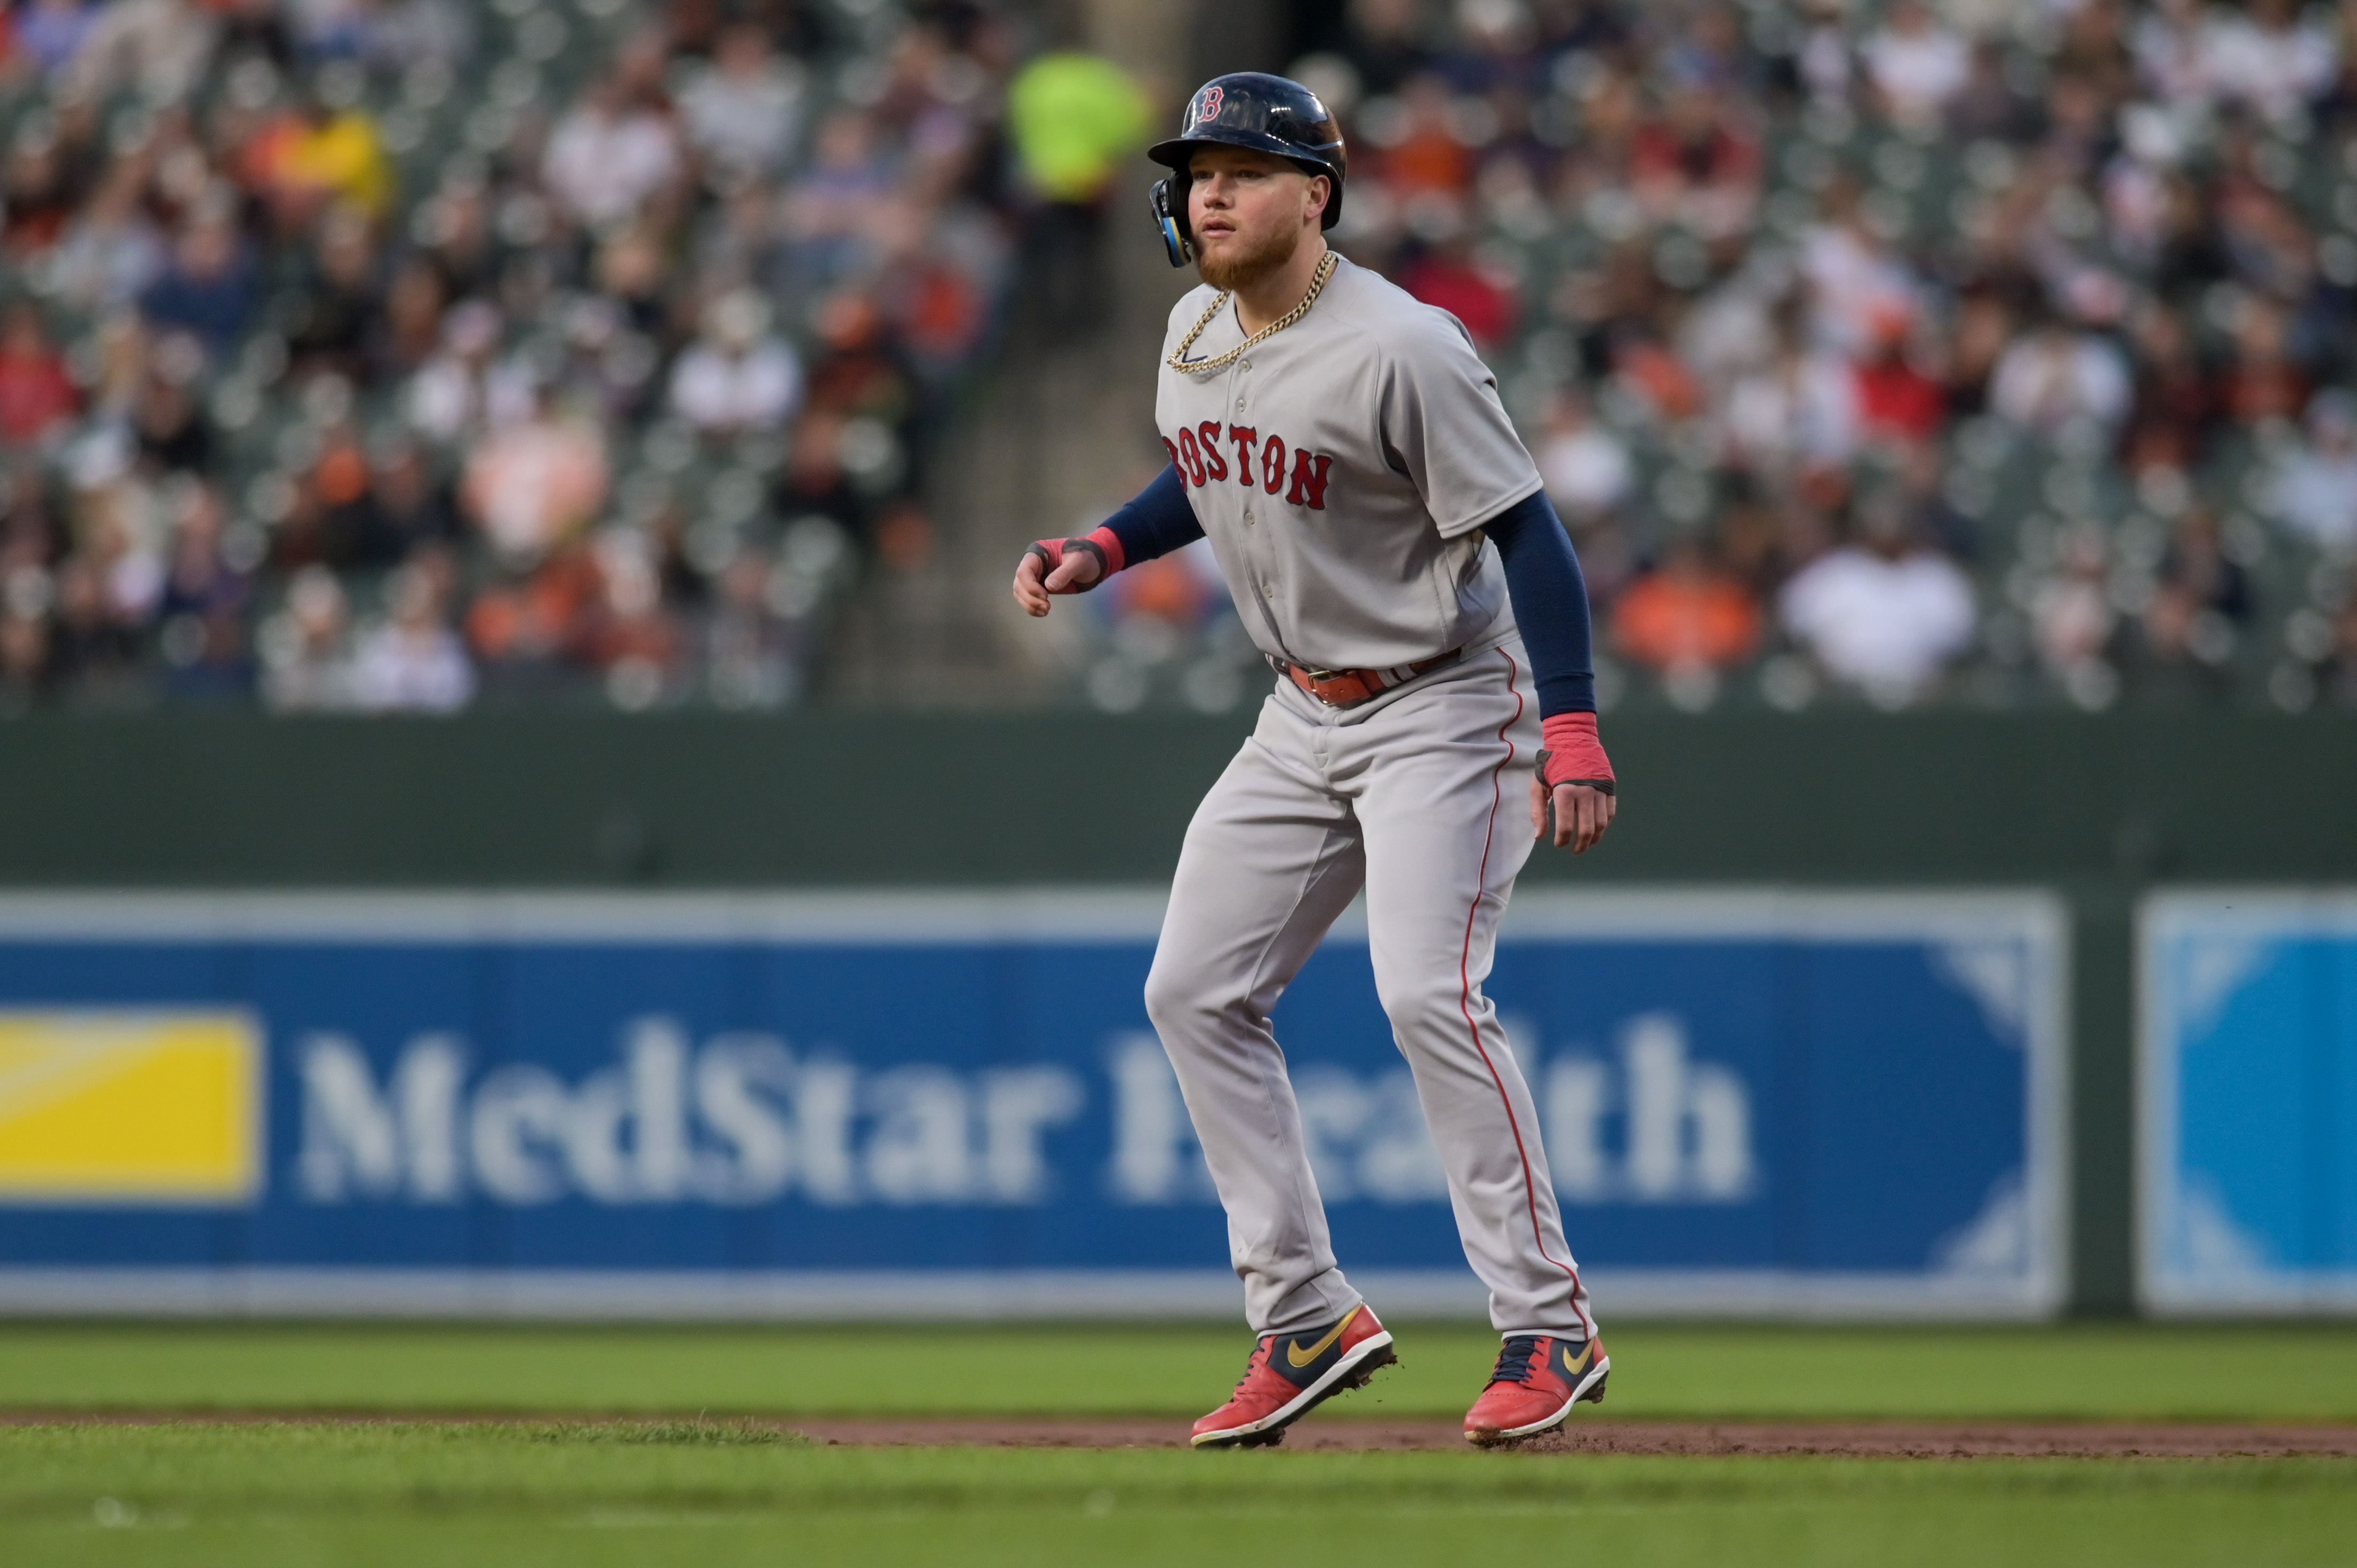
[1485,489,1598,716]
[1099,465,1204,567]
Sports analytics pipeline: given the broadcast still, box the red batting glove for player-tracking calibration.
[1023,526,1127,592]
[1537,712,1615,793]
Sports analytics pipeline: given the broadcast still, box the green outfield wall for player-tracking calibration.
[4,709,2354,1315]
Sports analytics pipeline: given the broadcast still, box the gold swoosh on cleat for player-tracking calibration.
[1562,1339,1596,1376]
[1285,1307,1360,1369]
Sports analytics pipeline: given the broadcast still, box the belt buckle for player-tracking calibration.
[1305,667,1374,708]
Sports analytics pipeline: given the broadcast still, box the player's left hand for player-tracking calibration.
[1532,776,1615,853]
[1533,712,1615,853]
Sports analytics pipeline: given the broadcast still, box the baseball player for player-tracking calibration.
[1012,73,1617,1448]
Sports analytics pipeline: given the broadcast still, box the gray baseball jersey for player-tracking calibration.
[1138,249,1598,1345]
[1153,256,1546,673]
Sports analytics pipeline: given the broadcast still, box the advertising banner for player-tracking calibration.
[0,890,2065,1319]
[2141,892,2357,1313]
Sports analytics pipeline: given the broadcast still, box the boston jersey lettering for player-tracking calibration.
[1161,424,1335,511]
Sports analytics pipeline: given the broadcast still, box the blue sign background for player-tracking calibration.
[2142,894,2357,1312]
[0,892,2064,1317]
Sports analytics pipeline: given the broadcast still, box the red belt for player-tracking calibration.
[1279,649,1461,709]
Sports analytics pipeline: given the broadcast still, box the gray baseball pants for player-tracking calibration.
[1142,641,1598,1341]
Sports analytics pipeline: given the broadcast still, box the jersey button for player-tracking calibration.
[1240,360,1251,372]
[1235,398,1245,411]
[1243,508,1254,525]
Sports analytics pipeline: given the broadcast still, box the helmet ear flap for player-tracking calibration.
[1150,174,1191,267]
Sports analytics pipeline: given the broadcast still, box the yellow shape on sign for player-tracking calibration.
[0,1013,261,1201]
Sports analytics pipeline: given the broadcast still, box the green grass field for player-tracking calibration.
[3,1322,2354,1566]
[6,1320,2357,1420]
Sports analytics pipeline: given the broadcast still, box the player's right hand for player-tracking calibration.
[1013,537,1105,616]
[1534,776,1616,853]
[1533,712,1616,854]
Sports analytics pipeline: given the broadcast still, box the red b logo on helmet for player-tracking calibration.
[1196,84,1223,125]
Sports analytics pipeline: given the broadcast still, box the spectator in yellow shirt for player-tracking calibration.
[1006,49,1151,328]
[255,97,394,227]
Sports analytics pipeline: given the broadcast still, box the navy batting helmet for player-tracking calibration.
[1147,73,1347,268]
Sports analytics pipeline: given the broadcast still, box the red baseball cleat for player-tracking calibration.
[1191,1304,1396,1448]
[1463,1333,1609,1445]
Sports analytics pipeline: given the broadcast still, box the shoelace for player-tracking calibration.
[1489,1336,1545,1387]
[1230,1337,1272,1394]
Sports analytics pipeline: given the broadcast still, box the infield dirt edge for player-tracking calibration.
[6,1412,2356,1457]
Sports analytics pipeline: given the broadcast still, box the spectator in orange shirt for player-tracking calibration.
[466,542,603,677]
[1612,326,1705,423]
[1612,535,1762,672]
[1371,75,1477,197]
[1109,550,1213,629]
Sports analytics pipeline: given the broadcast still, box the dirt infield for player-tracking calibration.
[790,1417,2357,1457]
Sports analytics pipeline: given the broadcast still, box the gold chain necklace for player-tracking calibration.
[1166,250,1339,376]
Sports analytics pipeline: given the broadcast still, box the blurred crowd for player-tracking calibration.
[11,2,2357,717]
[1090,0,2357,714]
[0,0,1027,711]
[1340,0,2357,710]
